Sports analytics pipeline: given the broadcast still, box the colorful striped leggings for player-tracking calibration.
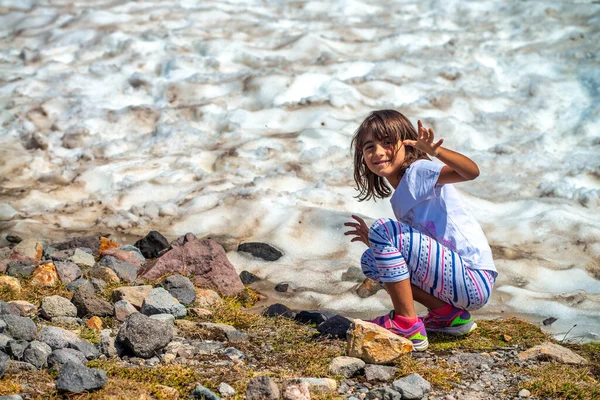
[361,218,496,311]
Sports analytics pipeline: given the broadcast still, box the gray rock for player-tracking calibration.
[448,352,492,370]
[246,376,280,400]
[52,236,100,255]
[41,295,78,319]
[275,282,290,292]
[328,356,365,378]
[37,326,99,360]
[518,389,531,398]
[71,286,113,317]
[50,249,74,262]
[66,278,106,293]
[366,387,402,400]
[116,312,172,358]
[341,266,366,282]
[140,287,187,318]
[149,313,175,327]
[98,330,118,358]
[51,316,82,326]
[391,373,431,400]
[239,271,260,285]
[0,350,9,378]
[160,274,196,305]
[0,319,5,333]
[0,334,11,348]
[191,384,221,400]
[365,364,398,382]
[6,261,36,278]
[197,322,248,343]
[219,382,236,397]
[23,340,52,369]
[70,249,95,269]
[0,300,16,315]
[98,256,137,283]
[55,362,107,393]
[0,394,24,400]
[4,360,36,374]
[222,347,245,361]
[114,300,137,322]
[191,341,225,355]
[48,348,87,370]
[53,261,82,284]
[6,340,28,360]
[0,315,36,341]
[238,242,283,261]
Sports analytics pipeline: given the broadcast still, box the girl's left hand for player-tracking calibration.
[403,120,444,157]
[344,215,370,246]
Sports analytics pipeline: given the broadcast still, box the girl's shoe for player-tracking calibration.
[423,307,477,336]
[366,311,429,351]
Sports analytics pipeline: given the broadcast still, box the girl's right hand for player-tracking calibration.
[344,215,370,246]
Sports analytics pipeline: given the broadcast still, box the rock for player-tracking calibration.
[317,315,352,338]
[50,249,75,262]
[366,386,401,400]
[12,238,43,261]
[239,270,261,285]
[55,361,108,393]
[98,256,137,283]
[346,320,413,364]
[219,382,236,397]
[48,348,87,370]
[342,266,366,282]
[67,278,104,293]
[141,287,187,318]
[31,262,60,287]
[37,326,100,360]
[285,378,337,395]
[7,301,36,317]
[194,288,223,308]
[518,342,588,365]
[138,233,244,297]
[4,360,37,374]
[0,395,23,400]
[222,347,245,361]
[116,312,173,358]
[0,334,9,348]
[5,235,22,244]
[149,313,175,327]
[69,249,96,269]
[283,382,311,400]
[328,356,365,377]
[0,247,10,259]
[295,310,335,326]
[391,373,431,400]
[86,316,102,331]
[134,231,169,259]
[71,287,114,317]
[100,248,145,268]
[275,282,290,292]
[161,274,196,305]
[111,285,153,309]
[189,308,213,318]
[238,242,283,261]
[263,303,295,318]
[356,278,383,298]
[197,322,248,343]
[364,364,397,382]
[0,351,9,378]
[53,236,100,255]
[518,389,531,398]
[23,340,52,369]
[51,316,83,326]
[154,385,180,399]
[0,300,16,315]
[6,260,36,278]
[448,352,492,369]
[191,384,221,400]
[41,295,78,319]
[99,237,119,254]
[98,330,118,358]
[0,315,36,341]
[542,317,557,326]
[7,340,28,360]
[114,300,137,322]
[0,276,21,295]
[53,261,82,284]
[247,376,280,400]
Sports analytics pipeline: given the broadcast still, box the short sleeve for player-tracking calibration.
[390,160,443,219]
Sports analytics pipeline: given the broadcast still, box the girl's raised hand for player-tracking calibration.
[344,215,370,246]
[403,120,444,157]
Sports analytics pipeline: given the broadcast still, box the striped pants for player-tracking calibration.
[361,218,496,311]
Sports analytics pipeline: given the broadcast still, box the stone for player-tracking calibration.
[86,316,102,331]
[71,287,114,317]
[448,352,493,370]
[518,342,588,365]
[219,382,236,397]
[48,348,87,370]
[67,278,104,293]
[7,301,36,317]
[328,356,365,378]
[116,312,173,358]
[6,340,28,360]
[285,378,337,394]
[283,382,311,400]
[197,322,248,343]
[222,347,245,361]
[100,248,145,268]
[37,325,99,360]
[189,308,213,318]
[518,389,531,398]
[239,270,261,285]
[342,266,366,282]
[31,262,60,287]
[149,313,175,327]
[98,330,118,358]
[246,376,280,400]
[356,278,384,298]
[154,385,180,399]
[23,340,52,369]
[114,300,137,322]
[5,235,22,244]
[141,287,187,318]
[0,395,23,400]
[317,315,352,338]
[295,310,336,326]
[50,249,75,262]
[53,261,82,284]
[99,237,119,254]
[6,260,36,278]
[138,233,244,297]
[542,317,557,326]
[55,361,108,393]
[346,320,413,364]
[0,351,8,378]
[51,317,82,326]
[195,288,223,308]
[4,360,37,374]
[98,256,137,283]
[41,295,78,319]
[161,274,196,305]
[0,300,16,315]
[90,267,120,286]
[0,276,21,294]
[53,236,100,254]
[0,315,36,341]
[366,386,401,400]
[263,303,295,318]
[134,231,169,259]
[191,384,221,400]
[238,242,283,261]
[364,364,398,382]
[112,285,153,309]
[12,238,43,261]
[391,373,431,400]
[275,282,290,292]
[69,249,96,269]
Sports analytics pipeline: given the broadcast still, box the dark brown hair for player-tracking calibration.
[351,110,430,201]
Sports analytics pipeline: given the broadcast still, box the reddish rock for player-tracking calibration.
[101,248,145,268]
[138,233,244,297]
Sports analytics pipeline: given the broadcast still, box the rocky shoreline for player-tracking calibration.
[0,231,598,399]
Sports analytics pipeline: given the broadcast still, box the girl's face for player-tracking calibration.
[361,131,406,186]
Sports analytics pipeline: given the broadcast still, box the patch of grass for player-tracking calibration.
[0,277,72,304]
[520,363,600,399]
[0,376,22,395]
[80,326,101,344]
[393,354,460,390]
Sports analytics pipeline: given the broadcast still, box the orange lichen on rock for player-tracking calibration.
[87,316,103,331]
[99,237,120,254]
[31,262,60,287]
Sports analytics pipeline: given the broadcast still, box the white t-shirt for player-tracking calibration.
[390,160,496,272]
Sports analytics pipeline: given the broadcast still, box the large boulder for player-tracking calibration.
[116,312,172,358]
[346,319,413,364]
[138,233,244,297]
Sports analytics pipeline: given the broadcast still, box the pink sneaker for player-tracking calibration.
[423,307,477,336]
[366,311,429,351]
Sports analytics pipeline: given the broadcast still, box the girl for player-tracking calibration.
[344,110,497,351]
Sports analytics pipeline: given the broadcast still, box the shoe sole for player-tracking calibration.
[412,337,429,352]
[426,321,477,336]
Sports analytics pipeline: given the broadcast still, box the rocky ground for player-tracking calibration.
[0,232,598,400]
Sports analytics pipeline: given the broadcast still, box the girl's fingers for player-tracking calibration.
[344,222,358,227]
[403,140,417,147]
[433,138,443,149]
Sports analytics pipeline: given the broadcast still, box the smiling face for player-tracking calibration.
[361,131,406,187]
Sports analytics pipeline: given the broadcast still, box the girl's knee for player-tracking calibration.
[368,218,396,244]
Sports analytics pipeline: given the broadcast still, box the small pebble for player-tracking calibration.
[518,389,531,398]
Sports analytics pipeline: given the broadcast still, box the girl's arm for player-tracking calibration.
[403,120,480,185]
